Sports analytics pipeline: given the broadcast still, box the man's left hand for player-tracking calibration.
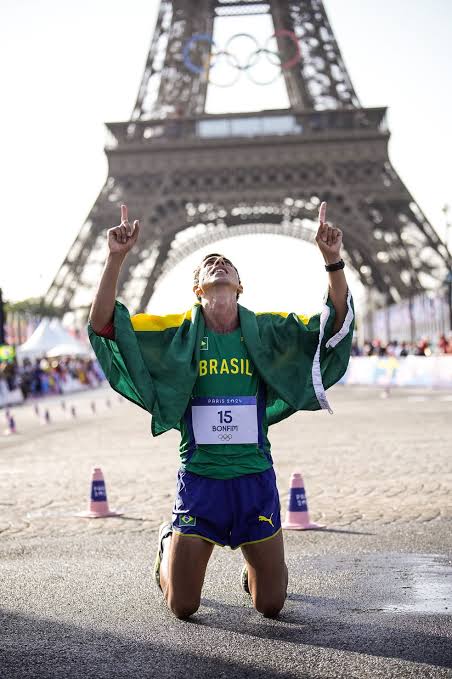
[315,201,343,264]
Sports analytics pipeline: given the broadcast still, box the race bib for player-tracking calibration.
[191,396,258,445]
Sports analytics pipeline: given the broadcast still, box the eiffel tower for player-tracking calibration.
[45,0,450,321]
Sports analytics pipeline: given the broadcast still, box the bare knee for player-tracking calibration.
[167,593,200,620]
[251,564,288,618]
[254,596,285,618]
[171,604,199,620]
[254,578,287,617]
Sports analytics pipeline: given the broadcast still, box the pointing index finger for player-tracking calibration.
[319,201,327,224]
[120,204,128,223]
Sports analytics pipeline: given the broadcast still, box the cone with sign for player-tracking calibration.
[77,467,123,518]
[282,472,324,530]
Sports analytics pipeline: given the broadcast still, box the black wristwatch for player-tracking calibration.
[325,259,345,272]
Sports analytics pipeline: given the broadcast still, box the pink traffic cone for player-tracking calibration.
[77,467,123,518]
[282,472,324,530]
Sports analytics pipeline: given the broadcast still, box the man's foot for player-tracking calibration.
[240,565,251,595]
[153,521,173,591]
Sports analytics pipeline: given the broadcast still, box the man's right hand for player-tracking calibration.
[107,204,140,256]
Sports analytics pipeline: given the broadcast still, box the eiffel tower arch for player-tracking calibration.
[45,0,450,320]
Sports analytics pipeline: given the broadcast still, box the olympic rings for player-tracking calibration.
[223,33,261,71]
[218,434,233,441]
[207,50,242,88]
[182,31,302,87]
[265,30,301,70]
[183,33,214,75]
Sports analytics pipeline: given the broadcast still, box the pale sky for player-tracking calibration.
[2,0,451,317]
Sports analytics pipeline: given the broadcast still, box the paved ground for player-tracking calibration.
[1,385,451,678]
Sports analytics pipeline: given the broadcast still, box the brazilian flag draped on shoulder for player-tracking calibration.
[88,290,354,436]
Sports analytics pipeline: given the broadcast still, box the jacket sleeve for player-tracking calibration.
[96,319,115,340]
[87,301,155,413]
[242,289,354,425]
[313,288,355,411]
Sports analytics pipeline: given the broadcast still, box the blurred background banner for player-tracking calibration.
[0,346,15,362]
[343,356,452,389]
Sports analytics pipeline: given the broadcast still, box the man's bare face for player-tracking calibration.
[196,255,242,297]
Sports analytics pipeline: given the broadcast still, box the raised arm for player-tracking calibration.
[315,202,348,333]
[89,204,140,334]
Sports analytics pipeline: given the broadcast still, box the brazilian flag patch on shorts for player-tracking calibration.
[179,515,196,527]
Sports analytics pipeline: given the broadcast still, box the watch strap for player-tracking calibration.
[325,259,345,272]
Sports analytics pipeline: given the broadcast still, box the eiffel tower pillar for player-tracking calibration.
[45,0,450,320]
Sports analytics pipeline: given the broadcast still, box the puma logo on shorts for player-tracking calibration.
[258,513,274,527]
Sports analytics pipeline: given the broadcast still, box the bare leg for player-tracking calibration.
[241,529,288,618]
[160,531,215,619]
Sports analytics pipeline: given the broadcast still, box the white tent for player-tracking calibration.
[46,341,92,358]
[17,319,91,361]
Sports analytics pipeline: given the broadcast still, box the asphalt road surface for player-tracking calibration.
[1,384,451,678]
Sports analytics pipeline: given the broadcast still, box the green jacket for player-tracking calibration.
[88,290,354,436]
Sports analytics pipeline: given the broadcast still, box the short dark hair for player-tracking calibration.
[193,253,241,299]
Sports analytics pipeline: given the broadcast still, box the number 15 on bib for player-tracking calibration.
[191,396,258,444]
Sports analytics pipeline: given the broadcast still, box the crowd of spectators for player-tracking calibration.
[1,334,452,404]
[0,357,104,400]
[351,334,452,357]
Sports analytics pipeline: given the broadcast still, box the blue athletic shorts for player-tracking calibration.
[172,467,281,549]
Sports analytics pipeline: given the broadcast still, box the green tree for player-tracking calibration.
[5,297,64,320]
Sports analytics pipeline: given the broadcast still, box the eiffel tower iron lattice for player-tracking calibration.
[45,0,450,319]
